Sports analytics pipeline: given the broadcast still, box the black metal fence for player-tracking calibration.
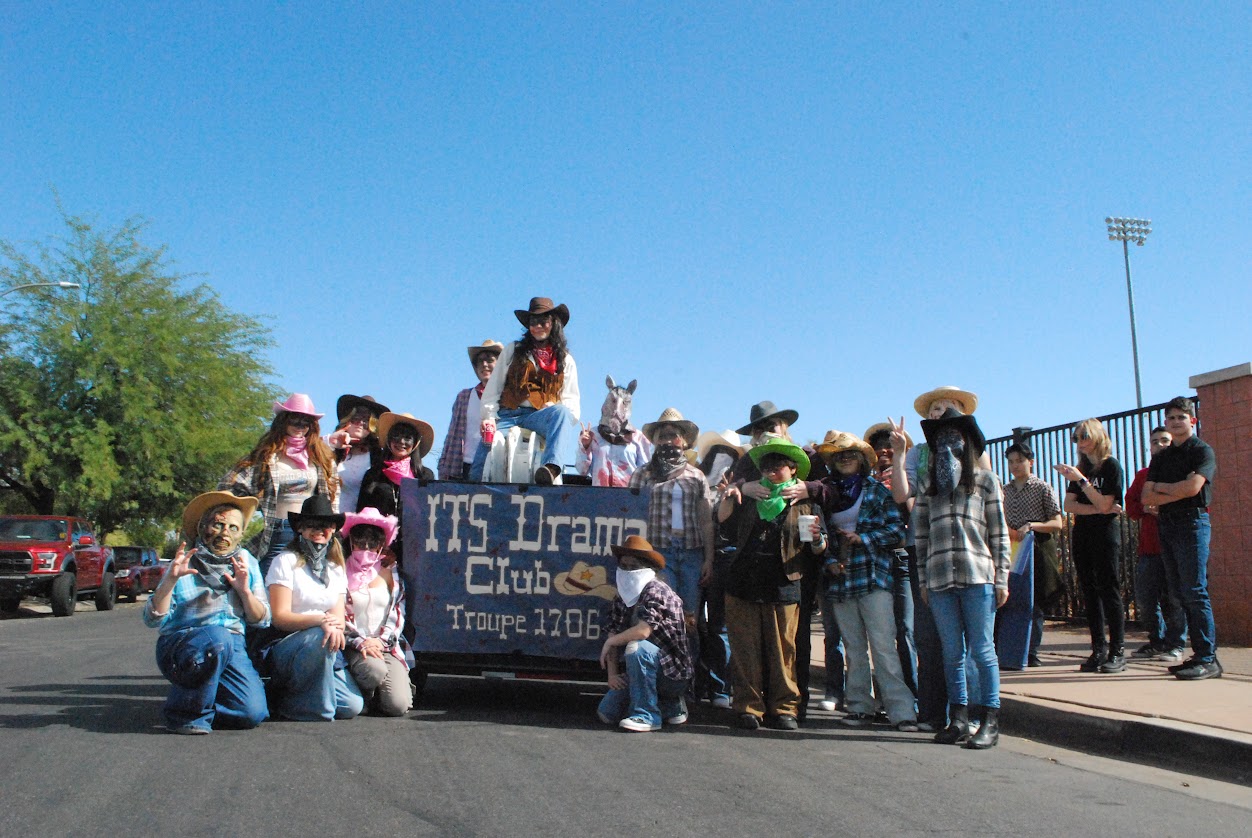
[983,399,1190,624]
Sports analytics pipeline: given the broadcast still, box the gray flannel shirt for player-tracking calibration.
[913,468,1010,593]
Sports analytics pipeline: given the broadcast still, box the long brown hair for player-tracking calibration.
[234,412,339,503]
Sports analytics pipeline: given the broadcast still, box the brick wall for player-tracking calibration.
[1190,363,1252,647]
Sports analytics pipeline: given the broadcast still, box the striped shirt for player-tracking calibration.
[913,469,1011,593]
[628,462,712,550]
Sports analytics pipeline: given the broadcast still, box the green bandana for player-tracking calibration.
[755,477,797,521]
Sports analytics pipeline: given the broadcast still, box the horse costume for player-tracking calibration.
[575,376,653,487]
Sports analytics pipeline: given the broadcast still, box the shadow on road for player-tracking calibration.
[0,674,167,734]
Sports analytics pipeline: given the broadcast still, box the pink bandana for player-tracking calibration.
[382,457,414,486]
[285,435,309,469]
[346,549,382,592]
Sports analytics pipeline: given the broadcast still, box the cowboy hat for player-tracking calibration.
[913,385,979,419]
[273,393,324,419]
[641,407,699,448]
[514,297,570,327]
[342,506,399,548]
[747,438,811,480]
[695,429,744,457]
[553,560,619,600]
[920,407,988,458]
[466,339,504,366]
[287,493,345,531]
[181,491,259,541]
[815,430,878,470]
[335,394,390,422]
[376,412,435,458]
[863,422,912,450]
[608,534,667,571]
[736,400,800,436]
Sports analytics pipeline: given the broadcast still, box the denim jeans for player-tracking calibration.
[828,588,917,723]
[597,639,687,727]
[267,627,365,721]
[910,567,947,725]
[469,404,579,481]
[818,591,846,701]
[698,552,733,702]
[1135,552,1187,650]
[928,584,1000,709]
[893,552,917,695]
[1159,511,1216,662]
[661,544,704,615]
[260,519,295,579]
[156,626,268,731]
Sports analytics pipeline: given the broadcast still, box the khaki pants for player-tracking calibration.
[725,594,801,718]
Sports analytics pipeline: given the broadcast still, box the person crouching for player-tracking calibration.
[597,535,694,732]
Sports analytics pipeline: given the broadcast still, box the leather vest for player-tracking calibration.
[499,352,565,412]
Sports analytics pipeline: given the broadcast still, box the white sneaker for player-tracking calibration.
[711,696,732,709]
[664,711,688,725]
[619,716,661,732]
[817,699,837,712]
[1154,647,1185,662]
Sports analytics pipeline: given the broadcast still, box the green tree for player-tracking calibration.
[0,209,279,538]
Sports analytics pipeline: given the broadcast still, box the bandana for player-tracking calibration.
[295,535,331,586]
[533,346,557,375]
[649,443,688,481]
[189,543,240,596]
[934,429,964,496]
[615,568,655,607]
[828,474,865,512]
[756,477,798,521]
[346,549,382,592]
[382,456,414,486]
[285,435,309,469]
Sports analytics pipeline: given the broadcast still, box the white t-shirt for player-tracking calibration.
[336,449,372,513]
[266,551,347,615]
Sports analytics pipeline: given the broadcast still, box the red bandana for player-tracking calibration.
[533,346,557,375]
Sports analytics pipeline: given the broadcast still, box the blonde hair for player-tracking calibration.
[1073,418,1112,467]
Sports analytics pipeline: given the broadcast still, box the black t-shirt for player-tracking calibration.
[1067,456,1124,530]
[724,517,801,604]
[1146,435,1216,511]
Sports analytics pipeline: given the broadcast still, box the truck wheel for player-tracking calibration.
[0,597,20,613]
[50,573,77,616]
[94,571,117,611]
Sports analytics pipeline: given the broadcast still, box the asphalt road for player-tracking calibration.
[2,602,1249,837]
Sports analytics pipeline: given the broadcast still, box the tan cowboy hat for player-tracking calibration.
[553,560,618,600]
[466,339,504,366]
[514,297,570,327]
[609,534,667,571]
[695,429,744,457]
[863,422,912,450]
[815,430,878,470]
[641,408,699,448]
[376,412,435,458]
[181,491,259,541]
[913,385,979,418]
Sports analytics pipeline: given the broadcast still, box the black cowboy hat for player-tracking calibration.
[336,394,390,422]
[288,494,346,531]
[514,297,570,327]
[919,407,987,458]
[735,400,800,436]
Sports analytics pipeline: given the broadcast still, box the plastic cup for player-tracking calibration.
[798,514,817,542]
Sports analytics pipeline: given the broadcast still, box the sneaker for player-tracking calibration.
[1079,652,1107,672]
[1174,660,1223,681]
[619,716,661,732]
[1131,642,1158,659]
[873,709,890,725]
[711,695,732,709]
[736,713,761,730]
[1098,652,1127,673]
[816,699,837,712]
[839,712,873,729]
[664,710,688,725]
[168,724,209,735]
[1153,647,1185,663]
[896,719,921,732]
[1168,656,1199,674]
[770,714,799,731]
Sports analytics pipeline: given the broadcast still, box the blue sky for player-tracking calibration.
[2,2,1248,462]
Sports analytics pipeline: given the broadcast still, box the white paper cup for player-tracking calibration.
[797,514,817,542]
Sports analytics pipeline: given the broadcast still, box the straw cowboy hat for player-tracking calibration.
[863,422,912,450]
[514,297,570,327]
[920,407,988,458]
[695,429,744,457]
[815,430,878,470]
[181,491,259,541]
[272,393,324,419]
[913,385,979,419]
[466,339,504,366]
[736,400,800,436]
[376,412,435,458]
[609,534,667,571]
[553,560,618,600]
[342,507,399,548]
[641,407,699,448]
[747,438,811,480]
[335,394,390,422]
[286,493,345,532]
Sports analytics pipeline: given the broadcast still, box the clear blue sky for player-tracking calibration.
[3,2,1248,461]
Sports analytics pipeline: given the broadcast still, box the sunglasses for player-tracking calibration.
[287,415,314,428]
[1071,430,1089,443]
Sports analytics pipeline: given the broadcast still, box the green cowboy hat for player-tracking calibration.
[747,438,810,481]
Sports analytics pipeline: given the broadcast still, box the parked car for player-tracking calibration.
[0,515,117,616]
[112,546,163,601]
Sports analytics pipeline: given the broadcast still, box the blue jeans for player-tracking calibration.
[469,404,579,481]
[267,627,365,721]
[597,639,687,727]
[156,626,268,731]
[1135,552,1187,650]
[928,585,1000,709]
[660,543,703,615]
[260,519,294,579]
[1159,511,1216,662]
[699,552,733,702]
[818,591,846,700]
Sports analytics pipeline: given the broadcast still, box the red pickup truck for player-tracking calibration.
[0,515,117,616]
[112,545,163,601]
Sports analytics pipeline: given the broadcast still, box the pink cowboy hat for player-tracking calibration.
[272,393,325,419]
[341,507,399,547]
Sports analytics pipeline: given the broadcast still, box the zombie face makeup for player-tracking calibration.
[200,507,245,557]
[934,427,965,495]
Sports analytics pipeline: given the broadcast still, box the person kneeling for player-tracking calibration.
[144,492,271,735]
[597,535,694,732]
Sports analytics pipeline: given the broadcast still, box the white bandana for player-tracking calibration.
[615,568,656,607]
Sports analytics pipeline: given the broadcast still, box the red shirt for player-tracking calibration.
[1125,468,1160,555]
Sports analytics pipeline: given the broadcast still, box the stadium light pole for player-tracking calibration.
[0,281,81,300]
[1105,217,1151,409]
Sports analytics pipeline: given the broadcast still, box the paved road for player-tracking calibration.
[2,603,1250,837]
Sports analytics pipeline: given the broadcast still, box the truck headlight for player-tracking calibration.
[34,552,58,570]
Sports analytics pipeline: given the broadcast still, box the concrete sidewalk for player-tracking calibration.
[807,620,1252,786]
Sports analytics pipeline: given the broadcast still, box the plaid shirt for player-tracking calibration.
[345,574,414,668]
[1002,475,1061,531]
[606,579,693,682]
[628,462,712,549]
[437,386,475,480]
[219,455,334,559]
[810,477,904,602]
[142,550,271,635]
[913,468,1011,593]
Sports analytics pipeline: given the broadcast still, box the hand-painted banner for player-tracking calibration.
[401,480,648,660]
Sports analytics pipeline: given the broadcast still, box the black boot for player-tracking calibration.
[933,704,970,745]
[965,706,1000,749]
